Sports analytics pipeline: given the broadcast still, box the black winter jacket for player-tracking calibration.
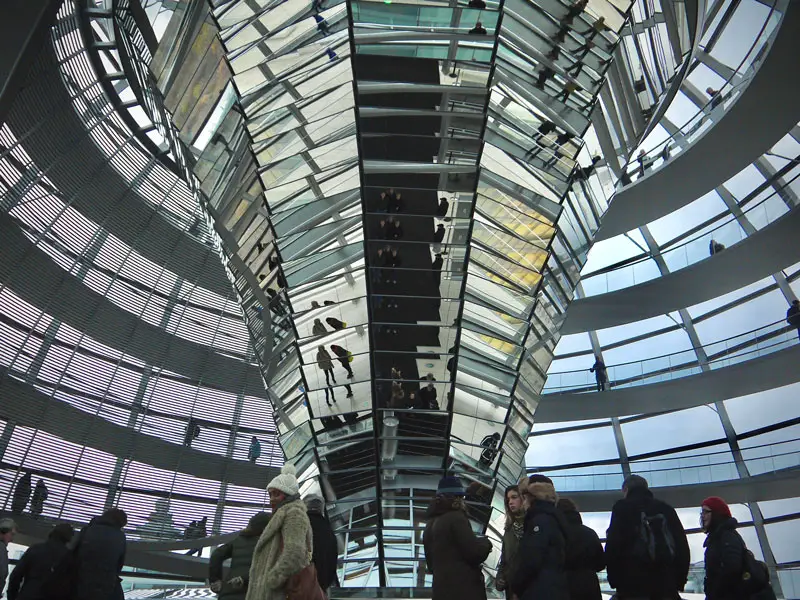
[605,487,690,599]
[787,304,800,328]
[208,531,260,600]
[7,539,70,600]
[308,511,339,590]
[509,500,570,600]
[72,516,126,600]
[704,517,748,600]
[561,508,605,600]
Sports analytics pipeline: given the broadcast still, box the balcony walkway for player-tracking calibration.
[562,205,800,333]
[537,343,800,422]
[569,466,799,512]
[0,372,279,493]
[0,211,262,396]
[593,0,800,242]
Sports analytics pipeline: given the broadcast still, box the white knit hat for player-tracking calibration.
[268,463,299,496]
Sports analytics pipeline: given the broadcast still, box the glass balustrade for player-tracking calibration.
[580,170,799,295]
[616,0,782,185]
[543,319,798,393]
[528,441,800,492]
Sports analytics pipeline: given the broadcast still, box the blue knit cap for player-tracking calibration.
[437,476,465,496]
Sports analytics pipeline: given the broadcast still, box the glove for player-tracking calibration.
[210,581,223,593]
[228,576,245,590]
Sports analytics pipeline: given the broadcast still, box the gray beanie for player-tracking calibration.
[304,493,325,514]
[0,518,17,533]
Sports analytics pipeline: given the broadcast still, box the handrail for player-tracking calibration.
[579,165,800,292]
[530,448,800,480]
[544,318,797,393]
[549,318,788,375]
[617,0,781,184]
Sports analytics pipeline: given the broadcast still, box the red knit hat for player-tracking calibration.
[702,496,731,518]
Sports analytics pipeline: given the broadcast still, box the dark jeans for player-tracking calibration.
[324,368,336,385]
[596,377,608,391]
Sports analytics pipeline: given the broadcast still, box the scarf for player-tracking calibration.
[512,515,524,540]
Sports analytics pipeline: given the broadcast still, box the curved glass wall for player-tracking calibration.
[0,1,281,541]
[1,0,798,596]
[538,1,800,597]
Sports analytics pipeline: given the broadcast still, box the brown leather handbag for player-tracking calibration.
[281,534,327,600]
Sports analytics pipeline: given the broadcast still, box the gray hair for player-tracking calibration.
[0,518,17,534]
[304,493,325,514]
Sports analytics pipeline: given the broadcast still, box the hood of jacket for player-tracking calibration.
[561,507,583,526]
[625,486,655,503]
[704,516,739,546]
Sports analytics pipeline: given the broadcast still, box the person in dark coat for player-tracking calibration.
[72,508,127,600]
[701,496,748,600]
[7,523,74,600]
[11,472,32,514]
[184,418,201,447]
[208,512,270,599]
[701,496,776,600]
[305,494,339,593]
[509,475,569,600]
[605,474,690,600]
[389,219,404,240]
[589,356,608,391]
[0,518,17,596]
[418,374,438,409]
[330,345,354,378]
[787,299,800,340]
[29,480,49,519]
[556,498,604,600]
[496,485,525,598]
[469,21,487,34]
[433,224,446,254]
[436,197,450,219]
[424,476,492,600]
[325,317,346,331]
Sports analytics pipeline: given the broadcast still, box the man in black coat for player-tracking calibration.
[72,508,128,600]
[510,476,569,600]
[305,494,339,593]
[787,299,800,340]
[7,523,74,600]
[605,475,689,600]
[11,472,32,514]
[557,498,604,600]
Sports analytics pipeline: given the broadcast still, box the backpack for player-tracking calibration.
[739,542,770,596]
[631,511,676,566]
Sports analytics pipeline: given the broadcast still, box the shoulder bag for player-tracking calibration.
[281,533,327,600]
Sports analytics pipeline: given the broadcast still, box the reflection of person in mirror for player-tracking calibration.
[433,224,446,254]
[469,21,487,35]
[479,432,501,466]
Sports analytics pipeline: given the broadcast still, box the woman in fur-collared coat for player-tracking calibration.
[246,464,313,600]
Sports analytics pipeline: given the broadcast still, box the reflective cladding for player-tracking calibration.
[197,0,642,587]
